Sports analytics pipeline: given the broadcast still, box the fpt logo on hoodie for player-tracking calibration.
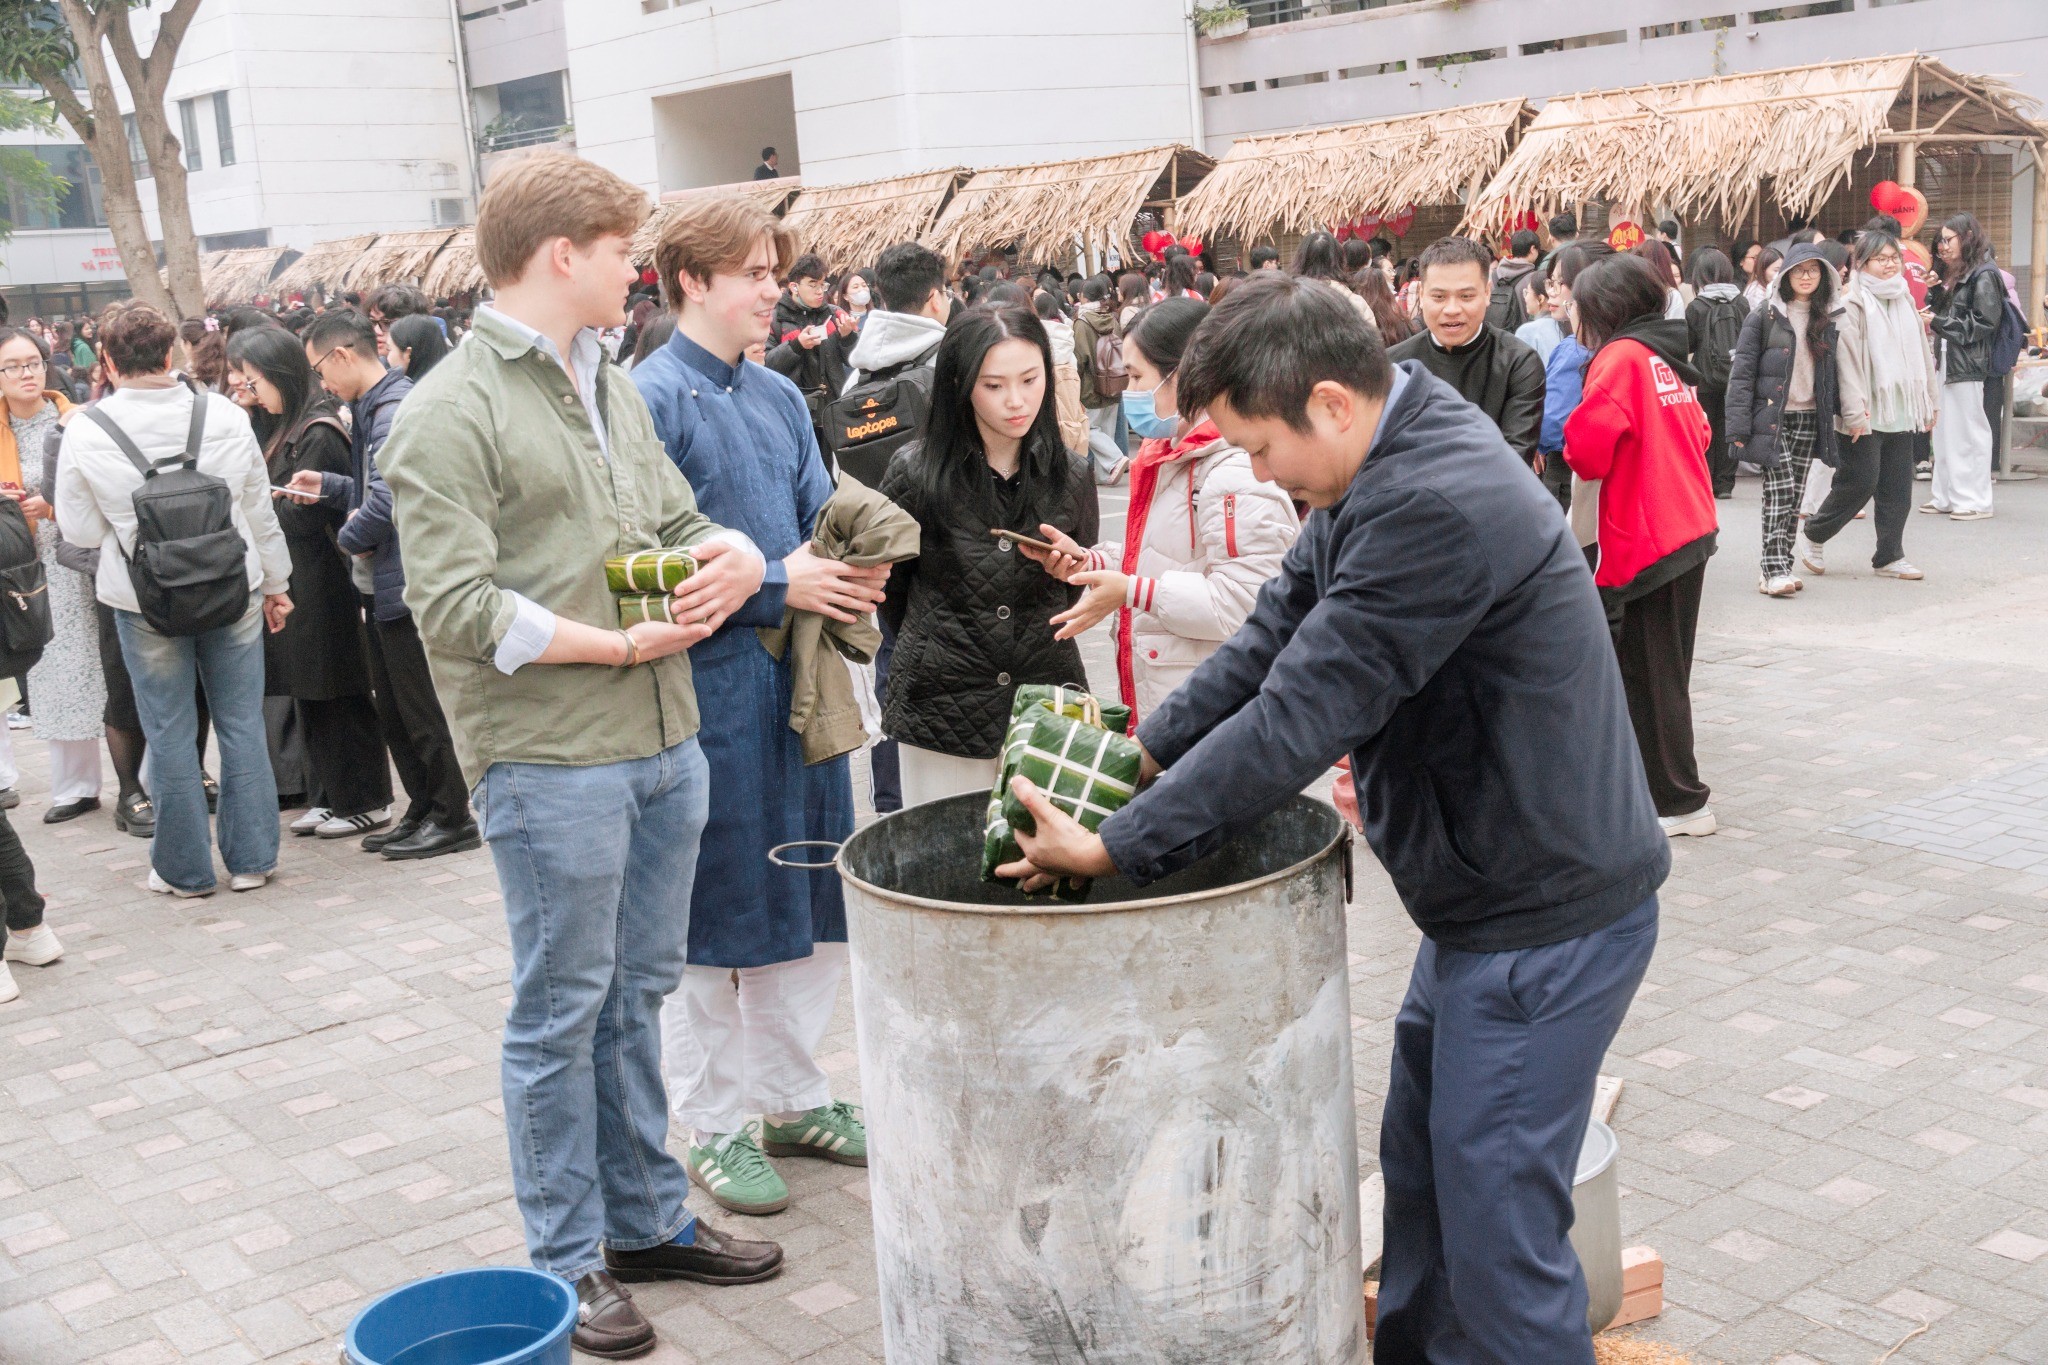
[1648,355,1694,409]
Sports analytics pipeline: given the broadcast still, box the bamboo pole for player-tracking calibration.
[2030,144,2047,331]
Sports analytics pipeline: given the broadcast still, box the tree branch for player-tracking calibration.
[34,70,92,141]
[144,0,203,81]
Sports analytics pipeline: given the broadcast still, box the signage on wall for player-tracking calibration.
[77,247,123,274]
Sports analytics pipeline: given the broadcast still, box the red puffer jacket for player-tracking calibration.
[1563,333,1716,596]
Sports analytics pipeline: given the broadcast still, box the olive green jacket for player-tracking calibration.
[380,310,738,786]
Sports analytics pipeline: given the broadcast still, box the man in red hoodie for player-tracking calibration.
[1563,254,1718,838]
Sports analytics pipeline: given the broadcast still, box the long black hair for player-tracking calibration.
[388,315,449,381]
[1686,247,1735,291]
[1289,231,1348,284]
[1935,211,1991,284]
[1126,296,1208,374]
[1571,255,1669,351]
[913,303,1074,527]
[226,325,324,470]
[1163,253,1197,297]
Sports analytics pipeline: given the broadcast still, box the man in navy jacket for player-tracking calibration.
[1004,271,1668,1362]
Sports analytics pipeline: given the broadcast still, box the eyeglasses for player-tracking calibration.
[228,378,258,395]
[308,346,347,373]
[0,362,45,380]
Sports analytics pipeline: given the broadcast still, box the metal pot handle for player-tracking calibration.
[767,840,843,870]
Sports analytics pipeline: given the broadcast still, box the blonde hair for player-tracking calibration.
[475,153,649,287]
[654,196,796,307]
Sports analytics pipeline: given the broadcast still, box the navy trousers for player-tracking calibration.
[1375,895,1658,1364]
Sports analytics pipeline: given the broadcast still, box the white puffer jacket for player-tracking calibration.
[1086,423,1300,720]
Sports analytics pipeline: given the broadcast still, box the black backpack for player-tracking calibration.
[0,498,52,675]
[1691,295,1748,393]
[83,385,250,637]
[822,359,936,489]
[1486,277,1529,334]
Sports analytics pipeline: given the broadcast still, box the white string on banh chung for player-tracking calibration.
[1020,723,1134,824]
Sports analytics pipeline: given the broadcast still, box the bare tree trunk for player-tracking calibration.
[44,0,173,315]
[107,0,204,318]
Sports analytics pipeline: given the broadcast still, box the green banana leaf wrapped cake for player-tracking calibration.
[616,593,683,628]
[980,685,1135,898]
[605,549,697,593]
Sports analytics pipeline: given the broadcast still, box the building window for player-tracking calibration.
[1264,71,1329,89]
[178,98,202,172]
[6,145,105,230]
[212,90,236,166]
[1200,86,1223,97]
[122,113,149,181]
[1228,80,1257,93]
[1751,1,1852,21]
[477,70,571,151]
[1520,30,1627,56]
[1420,46,1506,70]
[641,0,668,11]
[1642,15,1736,37]
[198,228,270,252]
[1339,61,1407,79]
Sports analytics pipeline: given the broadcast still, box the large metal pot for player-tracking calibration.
[834,793,1365,1364]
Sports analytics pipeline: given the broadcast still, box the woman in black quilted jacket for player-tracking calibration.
[878,303,1098,806]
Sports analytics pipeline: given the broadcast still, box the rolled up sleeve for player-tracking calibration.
[492,591,558,674]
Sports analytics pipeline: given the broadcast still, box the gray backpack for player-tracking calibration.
[83,384,249,636]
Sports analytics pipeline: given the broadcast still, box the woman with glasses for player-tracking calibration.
[0,327,105,822]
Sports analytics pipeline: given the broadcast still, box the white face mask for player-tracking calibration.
[847,284,871,307]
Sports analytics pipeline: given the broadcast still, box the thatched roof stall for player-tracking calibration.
[1464,54,2044,238]
[200,245,294,308]
[343,228,463,294]
[631,178,802,269]
[270,234,380,298]
[925,145,1216,265]
[1177,99,1533,247]
[421,226,485,299]
[782,167,970,273]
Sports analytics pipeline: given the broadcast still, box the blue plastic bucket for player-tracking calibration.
[343,1267,575,1365]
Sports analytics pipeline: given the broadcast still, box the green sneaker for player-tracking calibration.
[761,1100,868,1168]
[686,1127,789,1215]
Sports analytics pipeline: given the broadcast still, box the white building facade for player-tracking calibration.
[2,0,476,317]
[562,0,1203,192]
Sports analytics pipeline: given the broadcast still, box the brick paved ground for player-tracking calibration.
[4,462,2048,1364]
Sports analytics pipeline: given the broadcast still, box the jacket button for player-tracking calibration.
[996,606,1011,620]
[996,539,1013,552]
[560,393,575,405]
[997,672,1011,685]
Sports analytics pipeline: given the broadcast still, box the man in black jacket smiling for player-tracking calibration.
[1002,271,1667,1362]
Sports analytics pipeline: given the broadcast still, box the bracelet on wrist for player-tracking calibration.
[617,630,639,668]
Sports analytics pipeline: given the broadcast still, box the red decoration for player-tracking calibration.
[1607,220,1645,251]
[1895,185,1928,237]
[1357,211,1382,238]
[1177,234,1204,257]
[640,268,658,285]
[1384,204,1415,238]
[1140,229,1174,258]
[1334,223,1354,241]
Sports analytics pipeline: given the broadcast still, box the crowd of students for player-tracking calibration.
[0,151,2036,1358]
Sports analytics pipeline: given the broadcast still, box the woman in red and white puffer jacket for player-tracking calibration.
[1022,298,1300,722]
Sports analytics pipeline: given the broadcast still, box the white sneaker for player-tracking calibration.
[4,709,28,732]
[147,868,213,899]
[0,960,15,1004]
[4,924,63,966]
[1660,807,1717,838]
[1797,538,1824,575]
[229,871,271,893]
[317,807,391,839]
[1758,574,1799,598]
[290,807,333,836]
[1874,559,1924,580]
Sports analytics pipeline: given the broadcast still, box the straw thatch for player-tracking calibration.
[782,167,969,272]
[420,226,485,299]
[270,234,380,298]
[200,245,292,308]
[343,228,463,293]
[1178,99,1532,244]
[926,145,1215,264]
[1465,54,2044,233]
[631,177,802,268]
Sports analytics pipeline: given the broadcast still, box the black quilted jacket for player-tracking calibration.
[877,439,1099,758]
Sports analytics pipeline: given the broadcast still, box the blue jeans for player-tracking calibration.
[1375,896,1659,1364]
[116,596,278,893]
[476,738,709,1281]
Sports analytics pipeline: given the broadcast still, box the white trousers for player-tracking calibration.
[1930,379,1994,514]
[1799,459,1834,518]
[660,943,847,1136]
[48,738,103,804]
[0,722,16,793]
[898,744,998,808]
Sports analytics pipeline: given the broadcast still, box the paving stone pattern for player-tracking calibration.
[1831,758,2048,871]
[4,481,2048,1363]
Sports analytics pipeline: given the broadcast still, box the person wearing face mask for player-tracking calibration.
[834,268,876,328]
[1388,236,1546,470]
[1726,242,1843,598]
[1796,230,1938,581]
[876,303,1097,805]
[1017,299,1299,722]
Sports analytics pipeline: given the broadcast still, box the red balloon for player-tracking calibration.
[1177,234,1204,256]
[1140,230,1172,257]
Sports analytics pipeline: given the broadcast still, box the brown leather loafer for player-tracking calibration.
[603,1222,785,1286]
[572,1270,655,1359]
